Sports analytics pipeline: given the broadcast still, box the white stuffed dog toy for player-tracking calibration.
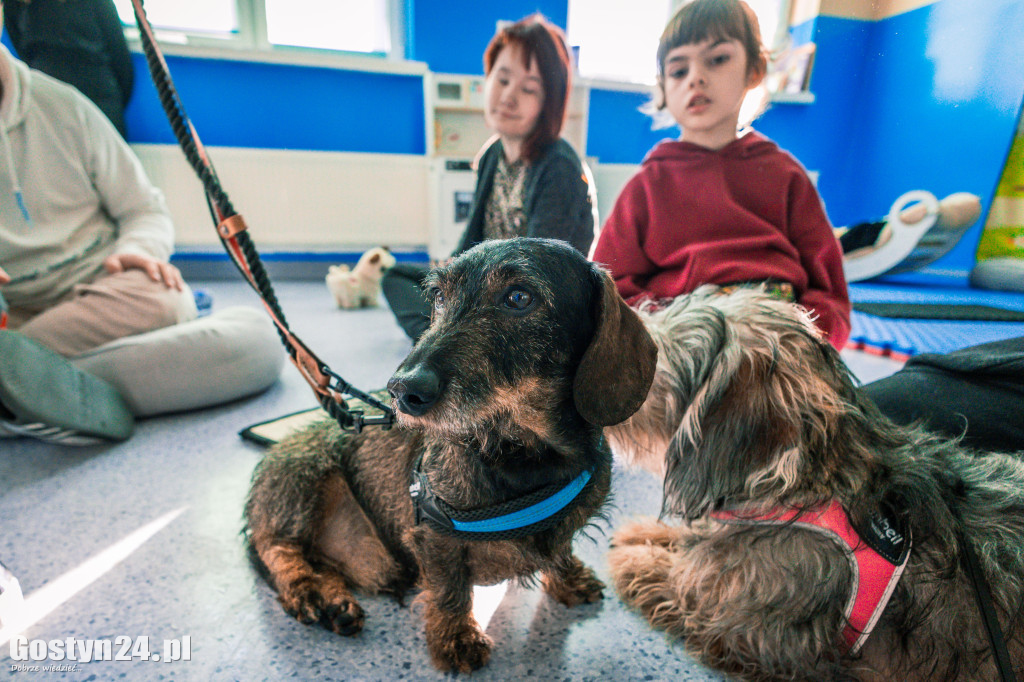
[326,247,397,309]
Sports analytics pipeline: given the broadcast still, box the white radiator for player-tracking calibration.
[131,144,432,250]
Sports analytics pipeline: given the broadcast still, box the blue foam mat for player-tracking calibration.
[847,277,1024,356]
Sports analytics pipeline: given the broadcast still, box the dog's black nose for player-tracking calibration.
[387,367,442,416]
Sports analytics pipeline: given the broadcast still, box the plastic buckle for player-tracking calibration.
[409,469,455,532]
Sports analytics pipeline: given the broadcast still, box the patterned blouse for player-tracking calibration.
[482,154,528,240]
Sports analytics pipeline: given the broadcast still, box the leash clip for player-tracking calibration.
[320,366,396,433]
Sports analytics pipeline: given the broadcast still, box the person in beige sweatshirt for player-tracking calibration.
[0,42,195,356]
[0,28,282,444]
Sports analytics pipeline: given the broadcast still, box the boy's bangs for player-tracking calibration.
[671,12,743,50]
[660,3,749,71]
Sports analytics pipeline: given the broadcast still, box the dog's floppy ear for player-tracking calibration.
[573,268,657,426]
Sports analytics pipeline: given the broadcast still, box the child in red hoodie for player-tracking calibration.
[591,0,850,349]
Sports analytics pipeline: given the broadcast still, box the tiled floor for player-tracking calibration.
[0,280,904,681]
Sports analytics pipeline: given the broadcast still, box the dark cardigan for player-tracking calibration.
[453,137,596,257]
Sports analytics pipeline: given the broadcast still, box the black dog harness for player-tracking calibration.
[409,454,596,541]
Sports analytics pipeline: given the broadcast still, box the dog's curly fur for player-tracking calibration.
[244,238,657,673]
[604,285,1024,681]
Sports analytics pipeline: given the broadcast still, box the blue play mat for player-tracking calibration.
[847,274,1024,358]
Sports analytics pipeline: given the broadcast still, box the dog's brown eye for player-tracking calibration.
[504,288,533,311]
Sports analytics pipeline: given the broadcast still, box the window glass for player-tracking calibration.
[113,0,238,36]
[567,0,671,84]
[567,0,789,84]
[265,0,391,54]
[746,0,787,52]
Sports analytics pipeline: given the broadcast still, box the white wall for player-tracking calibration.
[592,163,639,229]
[133,144,432,251]
[135,143,644,254]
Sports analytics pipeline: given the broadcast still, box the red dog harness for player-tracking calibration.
[711,499,911,654]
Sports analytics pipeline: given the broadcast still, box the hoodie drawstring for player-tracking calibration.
[0,124,31,223]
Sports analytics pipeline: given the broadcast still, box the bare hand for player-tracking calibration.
[0,264,9,285]
[103,253,184,291]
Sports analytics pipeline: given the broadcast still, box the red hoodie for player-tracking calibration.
[592,130,851,349]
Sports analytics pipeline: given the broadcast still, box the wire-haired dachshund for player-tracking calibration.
[605,286,1024,681]
[244,238,657,673]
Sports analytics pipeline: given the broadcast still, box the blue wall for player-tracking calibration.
[769,1,1023,275]
[838,0,1024,272]
[8,0,1023,273]
[585,89,675,164]
[127,54,426,153]
[410,0,568,74]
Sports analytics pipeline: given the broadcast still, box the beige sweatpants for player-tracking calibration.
[8,269,198,358]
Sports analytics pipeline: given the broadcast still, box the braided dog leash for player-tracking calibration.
[129,0,393,433]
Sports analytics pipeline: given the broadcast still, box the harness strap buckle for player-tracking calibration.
[410,468,455,531]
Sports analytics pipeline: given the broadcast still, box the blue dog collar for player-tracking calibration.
[409,456,595,541]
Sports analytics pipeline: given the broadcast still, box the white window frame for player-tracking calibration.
[120,0,424,76]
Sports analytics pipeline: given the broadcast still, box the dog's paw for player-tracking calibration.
[610,518,678,549]
[427,622,492,673]
[607,542,676,610]
[542,563,605,607]
[278,575,365,636]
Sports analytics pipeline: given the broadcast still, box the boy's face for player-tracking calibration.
[662,37,759,150]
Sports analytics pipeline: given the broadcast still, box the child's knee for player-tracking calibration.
[162,282,198,325]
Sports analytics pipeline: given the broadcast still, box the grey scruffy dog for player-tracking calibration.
[245,238,657,673]
[605,286,1024,681]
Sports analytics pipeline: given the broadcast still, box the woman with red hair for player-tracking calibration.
[383,14,596,341]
